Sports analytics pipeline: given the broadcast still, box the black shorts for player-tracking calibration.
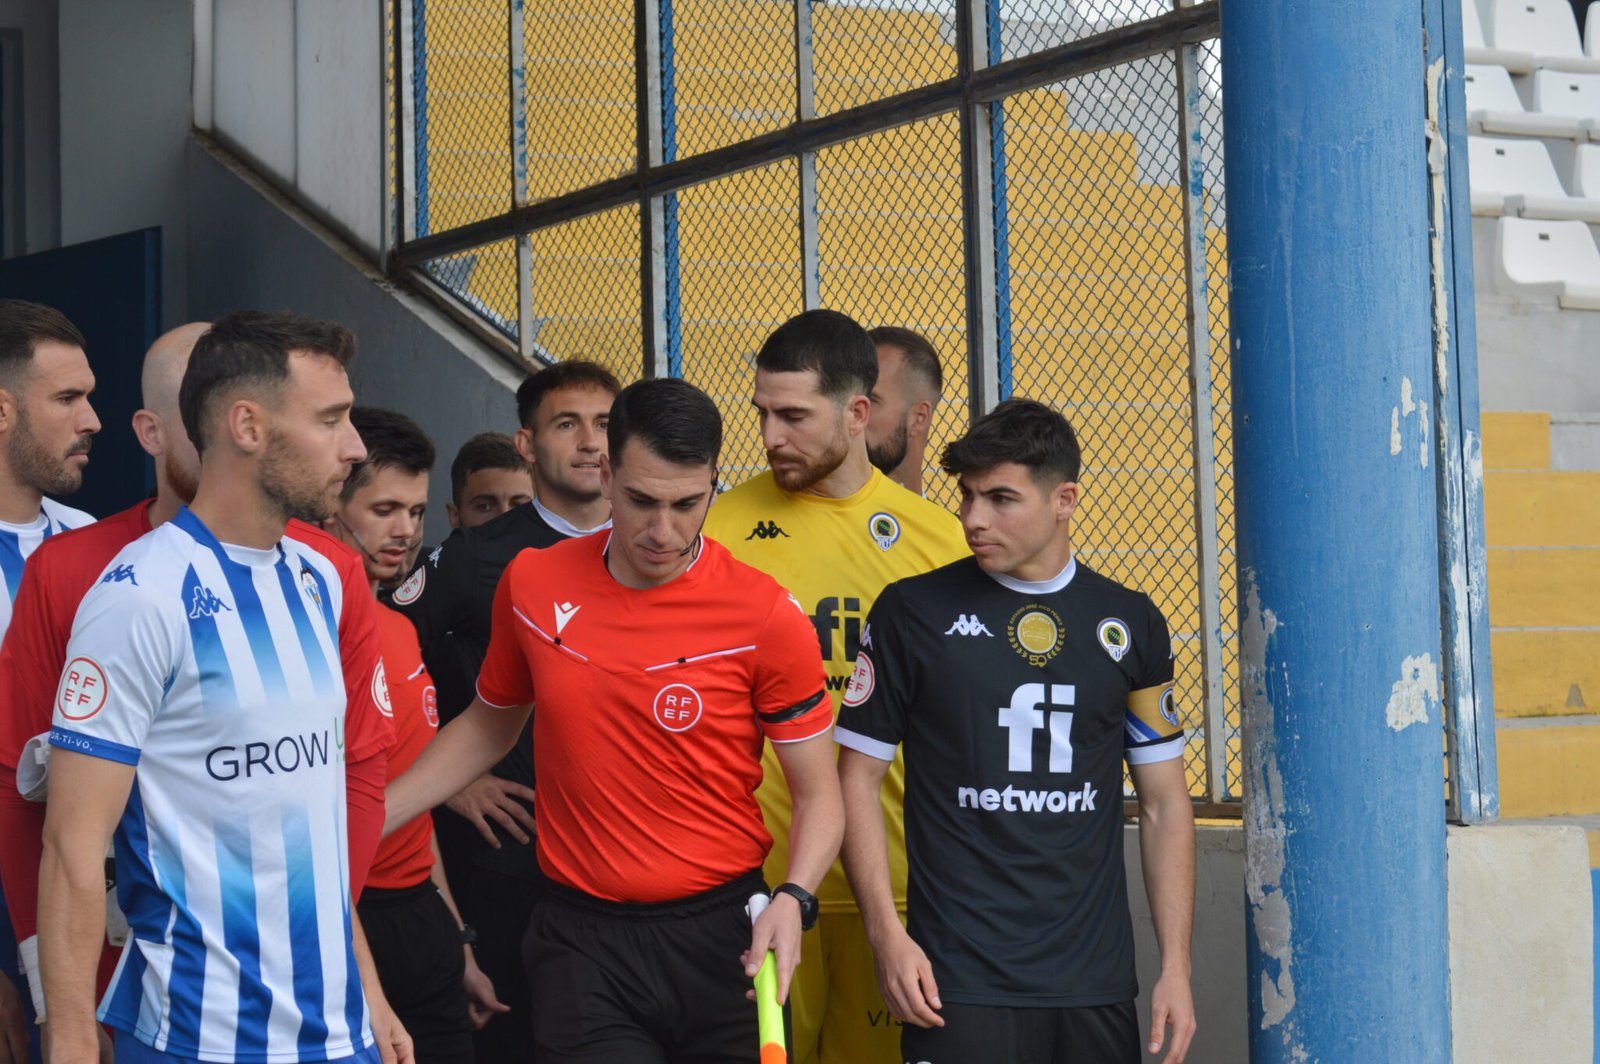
[358,881,474,1064]
[901,999,1138,1064]
[523,870,766,1064]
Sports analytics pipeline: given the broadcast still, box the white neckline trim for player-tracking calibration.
[534,496,611,538]
[0,512,48,535]
[986,556,1077,594]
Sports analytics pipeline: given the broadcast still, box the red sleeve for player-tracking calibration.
[475,560,536,710]
[345,747,387,902]
[0,763,45,942]
[0,557,74,770]
[338,553,393,763]
[753,590,832,743]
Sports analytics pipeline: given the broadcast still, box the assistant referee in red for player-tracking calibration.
[385,377,844,1063]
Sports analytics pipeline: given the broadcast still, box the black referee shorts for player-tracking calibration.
[523,869,766,1064]
[358,881,474,1064]
[901,999,1138,1064]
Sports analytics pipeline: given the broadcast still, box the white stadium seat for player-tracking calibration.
[1572,142,1600,195]
[1465,0,1536,72]
[1466,63,1585,137]
[1485,0,1600,73]
[1468,135,1600,220]
[1494,216,1600,308]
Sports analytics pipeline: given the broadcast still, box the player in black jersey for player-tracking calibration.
[836,399,1197,1064]
[388,359,621,1064]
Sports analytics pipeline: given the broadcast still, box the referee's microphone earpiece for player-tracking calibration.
[334,513,388,568]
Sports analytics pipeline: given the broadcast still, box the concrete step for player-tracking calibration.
[1499,816,1600,867]
[1498,718,1600,817]
[1484,471,1600,547]
[1487,548,1600,627]
[1482,411,1552,471]
[1491,628,1600,717]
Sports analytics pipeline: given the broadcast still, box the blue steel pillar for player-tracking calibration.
[1221,3,1452,1060]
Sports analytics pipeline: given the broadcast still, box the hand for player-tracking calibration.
[0,975,26,1064]
[444,775,537,848]
[461,950,508,1030]
[740,893,802,1005]
[1146,969,1196,1062]
[368,989,414,1064]
[868,923,943,1029]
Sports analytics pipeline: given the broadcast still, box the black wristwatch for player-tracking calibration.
[772,883,819,931]
[459,924,479,946]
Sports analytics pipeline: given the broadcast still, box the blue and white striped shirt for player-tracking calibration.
[0,496,94,637]
[50,508,370,1063]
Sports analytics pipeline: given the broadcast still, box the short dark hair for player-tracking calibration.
[451,431,528,505]
[941,398,1081,485]
[869,325,944,401]
[180,310,357,453]
[515,360,622,428]
[755,309,877,402]
[344,407,436,500]
[607,378,721,469]
[0,300,86,388]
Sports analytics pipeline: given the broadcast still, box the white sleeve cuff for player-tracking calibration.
[834,726,897,762]
[19,934,44,1019]
[1125,733,1185,766]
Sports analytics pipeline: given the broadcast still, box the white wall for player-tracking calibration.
[204,0,384,259]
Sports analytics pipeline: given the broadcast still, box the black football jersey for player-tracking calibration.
[835,556,1183,1007]
[388,502,570,881]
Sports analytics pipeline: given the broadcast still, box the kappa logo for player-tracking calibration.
[944,614,993,637]
[188,585,232,620]
[100,564,139,587]
[554,600,581,633]
[746,520,789,540]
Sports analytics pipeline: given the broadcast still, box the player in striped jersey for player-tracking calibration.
[0,325,401,1058]
[37,311,407,1064]
[0,299,100,1064]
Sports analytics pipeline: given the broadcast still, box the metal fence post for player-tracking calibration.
[510,0,535,361]
[1174,40,1226,804]
[1423,0,1498,826]
[1223,1,1452,1057]
[796,0,820,310]
[638,0,676,377]
[959,0,999,419]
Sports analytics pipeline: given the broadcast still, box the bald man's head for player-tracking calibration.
[137,322,209,508]
[142,322,210,419]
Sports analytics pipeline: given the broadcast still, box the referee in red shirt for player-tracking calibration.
[385,378,844,1063]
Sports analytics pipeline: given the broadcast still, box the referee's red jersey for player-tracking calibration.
[365,603,440,891]
[0,501,391,943]
[476,532,831,904]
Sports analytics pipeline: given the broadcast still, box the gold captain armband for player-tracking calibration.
[1127,682,1183,738]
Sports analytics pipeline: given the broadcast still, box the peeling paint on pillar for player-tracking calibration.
[1386,653,1441,731]
[1241,571,1297,1035]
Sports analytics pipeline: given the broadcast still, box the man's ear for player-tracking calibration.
[131,409,163,458]
[226,398,269,454]
[1055,480,1081,524]
[513,426,536,465]
[599,452,614,501]
[908,398,933,435]
[844,393,872,435]
[0,387,17,434]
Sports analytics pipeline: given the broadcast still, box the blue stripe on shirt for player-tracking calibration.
[214,818,271,1060]
[274,554,335,697]
[280,804,330,1055]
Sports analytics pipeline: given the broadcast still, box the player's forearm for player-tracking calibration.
[37,838,110,1054]
[778,749,845,895]
[838,754,900,941]
[1138,789,1196,977]
[0,765,45,942]
[385,698,528,832]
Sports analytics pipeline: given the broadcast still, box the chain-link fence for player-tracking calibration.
[392,0,1236,806]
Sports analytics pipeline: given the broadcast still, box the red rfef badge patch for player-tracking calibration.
[653,683,703,732]
[58,657,109,721]
[423,685,439,728]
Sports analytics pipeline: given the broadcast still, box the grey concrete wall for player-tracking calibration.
[1125,824,1247,1064]
[1471,216,1600,419]
[0,0,60,256]
[56,0,192,325]
[1448,823,1594,1064]
[186,137,522,544]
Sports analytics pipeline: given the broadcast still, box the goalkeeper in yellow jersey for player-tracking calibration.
[705,309,969,1064]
